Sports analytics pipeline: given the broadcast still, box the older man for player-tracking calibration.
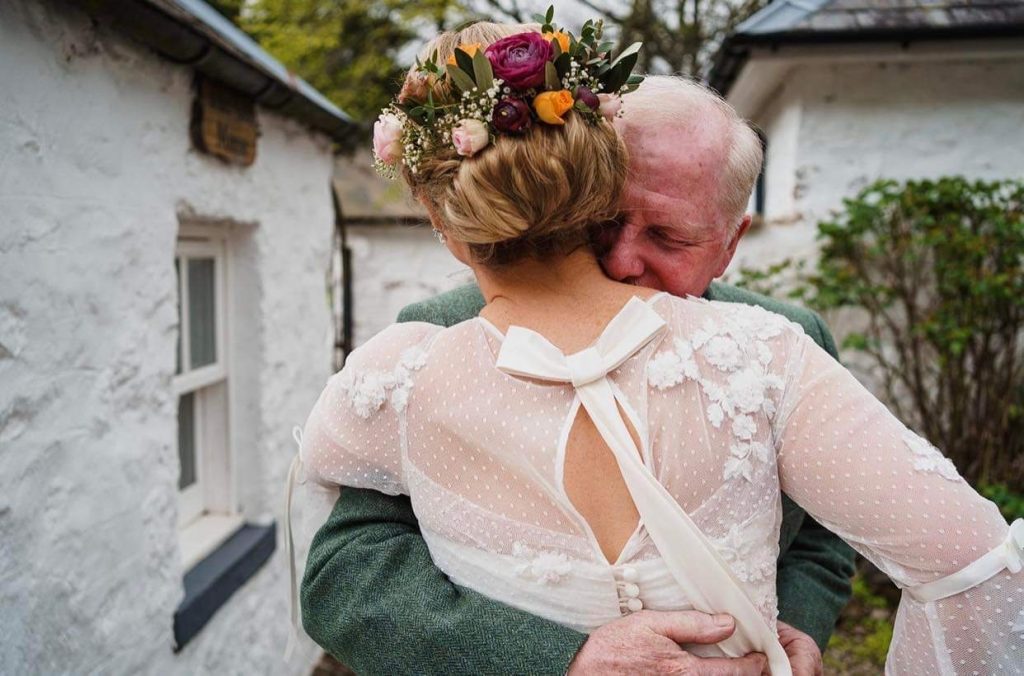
[301,76,855,675]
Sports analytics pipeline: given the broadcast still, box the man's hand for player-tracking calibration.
[776,621,822,676]
[567,610,768,675]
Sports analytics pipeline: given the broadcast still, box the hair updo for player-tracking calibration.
[401,22,628,266]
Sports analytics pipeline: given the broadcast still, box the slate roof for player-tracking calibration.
[710,0,1024,94]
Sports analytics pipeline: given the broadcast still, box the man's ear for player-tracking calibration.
[715,214,753,277]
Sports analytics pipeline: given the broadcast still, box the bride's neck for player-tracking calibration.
[475,249,607,305]
[473,249,650,332]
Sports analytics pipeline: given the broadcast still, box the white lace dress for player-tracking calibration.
[296,293,1023,675]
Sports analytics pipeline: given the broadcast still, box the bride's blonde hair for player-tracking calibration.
[401,22,628,265]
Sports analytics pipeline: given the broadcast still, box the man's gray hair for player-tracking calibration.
[619,75,763,231]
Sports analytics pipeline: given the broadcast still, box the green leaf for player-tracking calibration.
[611,42,643,68]
[446,64,477,93]
[545,4,554,23]
[454,48,476,81]
[601,63,629,94]
[554,52,571,79]
[545,61,561,90]
[472,49,494,92]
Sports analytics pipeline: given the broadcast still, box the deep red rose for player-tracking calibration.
[575,86,600,110]
[485,32,553,90]
[491,98,532,134]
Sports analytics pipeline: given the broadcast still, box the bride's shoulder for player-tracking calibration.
[655,292,806,342]
[345,321,445,370]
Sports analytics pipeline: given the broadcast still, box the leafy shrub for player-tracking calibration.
[980,483,1024,520]
[750,178,1024,486]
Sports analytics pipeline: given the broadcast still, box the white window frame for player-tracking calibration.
[175,231,241,567]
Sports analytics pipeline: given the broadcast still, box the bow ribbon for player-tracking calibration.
[495,296,667,385]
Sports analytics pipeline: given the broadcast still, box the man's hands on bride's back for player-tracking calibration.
[566,610,769,675]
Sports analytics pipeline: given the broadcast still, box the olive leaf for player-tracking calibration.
[454,48,476,81]
[472,49,494,92]
[446,64,476,93]
[611,42,642,68]
[545,61,561,90]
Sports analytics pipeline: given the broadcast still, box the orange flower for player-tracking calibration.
[446,43,482,65]
[544,31,571,54]
[533,90,574,125]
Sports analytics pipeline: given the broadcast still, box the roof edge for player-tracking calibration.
[66,0,361,146]
[709,23,1024,96]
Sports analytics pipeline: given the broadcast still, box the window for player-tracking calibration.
[171,226,276,651]
[748,128,768,225]
[174,235,239,566]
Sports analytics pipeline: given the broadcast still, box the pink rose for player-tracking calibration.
[451,119,489,157]
[597,93,622,120]
[485,32,553,90]
[398,73,430,104]
[373,112,403,165]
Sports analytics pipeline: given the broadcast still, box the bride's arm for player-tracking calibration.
[772,328,1021,674]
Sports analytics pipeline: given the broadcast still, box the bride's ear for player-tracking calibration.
[418,197,447,236]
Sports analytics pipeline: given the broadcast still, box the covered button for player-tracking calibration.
[626,598,643,612]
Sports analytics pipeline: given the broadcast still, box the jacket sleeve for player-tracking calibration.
[301,486,587,675]
[775,312,856,651]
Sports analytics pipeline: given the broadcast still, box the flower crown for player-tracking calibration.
[372,6,644,178]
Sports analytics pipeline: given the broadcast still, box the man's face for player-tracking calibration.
[600,118,750,298]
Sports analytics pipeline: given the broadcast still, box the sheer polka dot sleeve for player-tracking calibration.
[773,329,1022,674]
[299,322,440,496]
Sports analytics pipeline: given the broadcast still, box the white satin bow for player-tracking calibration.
[495,295,793,676]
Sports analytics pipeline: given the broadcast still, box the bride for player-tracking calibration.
[292,16,1022,675]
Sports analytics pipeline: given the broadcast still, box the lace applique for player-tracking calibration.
[512,541,572,585]
[340,345,428,419]
[647,338,699,390]
[713,521,775,584]
[902,430,961,483]
[725,441,770,483]
[702,334,744,372]
[649,306,789,483]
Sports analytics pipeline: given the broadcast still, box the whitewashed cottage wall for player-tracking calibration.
[732,55,1024,271]
[0,1,334,674]
[347,226,472,345]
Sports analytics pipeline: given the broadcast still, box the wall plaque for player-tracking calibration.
[190,77,258,166]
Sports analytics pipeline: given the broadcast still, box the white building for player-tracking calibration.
[332,151,471,347]
[0,0,355,673]
[709,0,1024,271]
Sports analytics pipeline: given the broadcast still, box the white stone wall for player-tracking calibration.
[732,55,1024,272]
[0,2,334,674]
[347,225,473,346]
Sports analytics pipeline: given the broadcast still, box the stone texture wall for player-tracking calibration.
[0,1,334,674]
[732,55,1024,272]
[347,225,473,345]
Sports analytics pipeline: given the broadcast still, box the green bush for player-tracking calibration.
[748,178,1024,486]
[980,483,1024,520]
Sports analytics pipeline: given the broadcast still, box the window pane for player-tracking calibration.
[188,258,217,369]
[178,393,197,490]
[175,258,182,375]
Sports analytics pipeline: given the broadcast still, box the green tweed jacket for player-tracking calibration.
[302,282,856,675]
